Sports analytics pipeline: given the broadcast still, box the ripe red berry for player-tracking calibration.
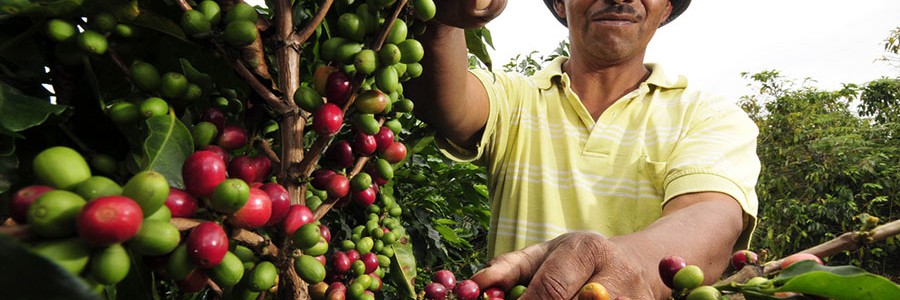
[781,253,823,269]
[352,187,376,207]
[228,187,272,228]
[200,108,226,132]
[325,140,355,169]
[658,255,687,289]
[182,150,227,198]
[731,250,759,270]
[76,195,144,246]
[483,287,505,298]
[228,155,272,184]
[10,185,54,223]
[346,249,360,262]
[325,71,352,107]
[165,187,198,218]
[311,169,337,191]
[326,174,350,199]
[424,283,448,300]
[432,269,456,290]
[353,131,377,156]
[175,269,209,293]
[361,252,378,274]
[186,221,229,268]
[374,126,394,153]
[453,279,480,300]
[281,204,314,236]
[314,103,343,136]
[381,141,406,164]
[260,182,290,226]
[331,251,352,274]
[217,125,248,150]
[199,145,230,163]
[319,224,332,243]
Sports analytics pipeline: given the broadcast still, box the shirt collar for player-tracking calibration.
[532,56,688,90]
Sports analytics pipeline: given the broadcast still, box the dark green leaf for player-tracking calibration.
[141,113,193,189]
[0,153,17,194]
[0,0,84,18]
[180,58,214,90]
[0,235,101,300]
[434,224,462,244]
[774,260,900,300]
[464,27,493,71]
[0,82,66,133]
[130,9,189,43]
[389,237,417,299]
[113,253,157,300]
[409,133,434,155]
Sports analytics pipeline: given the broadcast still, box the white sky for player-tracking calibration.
[486,1,900,101]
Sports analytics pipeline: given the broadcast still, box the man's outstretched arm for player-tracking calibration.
[471,192,745,299]
[406,1,506,149]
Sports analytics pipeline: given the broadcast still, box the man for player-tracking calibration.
[406,0,760,299]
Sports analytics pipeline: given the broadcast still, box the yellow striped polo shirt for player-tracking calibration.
[436,57,760,257]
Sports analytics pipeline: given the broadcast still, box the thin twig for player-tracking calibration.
[107,49,131,77]
[258,137,282,164]
[174,0,192,11]
[293,0,335,45]
[216,44,290,113]
[298,0,408,199]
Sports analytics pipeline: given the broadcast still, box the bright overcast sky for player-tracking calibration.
[486,1,900,101]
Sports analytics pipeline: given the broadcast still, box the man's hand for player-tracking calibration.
[469,193,746,300]
[435,0,508,28]
[470,232,655,299]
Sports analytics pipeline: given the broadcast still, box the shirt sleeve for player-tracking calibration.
[434,69,515,164]
[662,92,761,250]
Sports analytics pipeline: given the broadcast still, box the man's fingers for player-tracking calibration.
[471,0,507,14]
[470,242,549,290]
[518,235,601,299]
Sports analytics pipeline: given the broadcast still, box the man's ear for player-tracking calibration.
[553,0,567,22]
[659,1,673,26]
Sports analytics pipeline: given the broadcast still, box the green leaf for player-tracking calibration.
[180,58,214,90]
[434,223,462,244]
[0,83,66,134]
[464,27,493,71]
[774,260,900,300]
[388,237,417,299]
[141,113,193,189]
[0,153,17,194]
[0,235,101,300]
[113,253,157,300]
[0,0,84,19]
[409,133,434,155]
[130,9,189,43]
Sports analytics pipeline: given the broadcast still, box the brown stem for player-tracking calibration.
[371,0,409,51]
[762,218,900,274]
[312,118,385,221]
[258,137,282,164]
[272,0,310,298]
[293,0,335,45]
[174,0,192,11]
[243,36,273,81]
[107,49,131,77]
[207,278,223,298]
[711,219,900,288]
[0,222,34,241]
[216,44,289,113]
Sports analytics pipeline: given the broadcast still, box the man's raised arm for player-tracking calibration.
[406,1,506,149]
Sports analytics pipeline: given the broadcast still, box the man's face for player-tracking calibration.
[555,0,673,64]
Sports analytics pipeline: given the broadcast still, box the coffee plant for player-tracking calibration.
[0,0,473,298]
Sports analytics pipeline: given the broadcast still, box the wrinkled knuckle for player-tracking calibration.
[541,274,571,299]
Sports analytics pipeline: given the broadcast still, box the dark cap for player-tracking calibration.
[542,0,691,27]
